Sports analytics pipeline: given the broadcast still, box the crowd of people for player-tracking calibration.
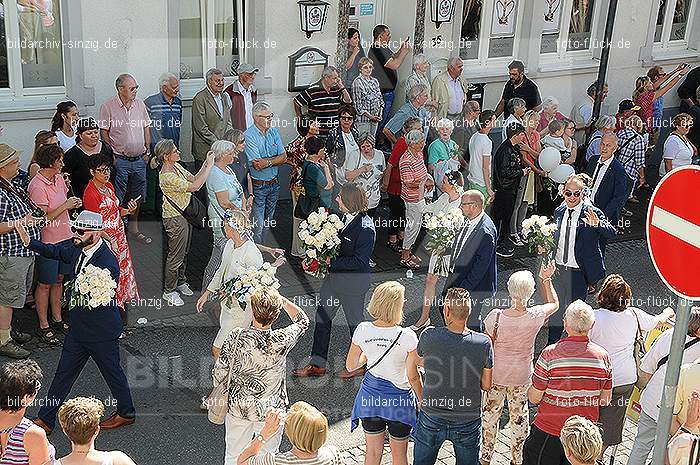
[0,20,699,465]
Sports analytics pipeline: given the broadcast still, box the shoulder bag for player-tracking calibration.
[162,165,207,229]
[294,163,321,220]
[487,311,502,347]
[206,327,243,424]
[632,311,648,390]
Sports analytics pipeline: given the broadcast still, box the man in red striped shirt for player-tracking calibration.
[523,300,613,465]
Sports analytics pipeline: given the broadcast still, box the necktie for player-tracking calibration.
[562,209,573,264]
[75,252,87,276]
[591,162,604,188]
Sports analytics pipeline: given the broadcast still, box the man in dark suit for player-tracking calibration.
[293,184,376,379]
[16,211,135,434]
[549,174,616,344]
[586,132,627,254]
[442,189,497,332]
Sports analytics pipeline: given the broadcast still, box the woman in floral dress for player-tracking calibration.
[82,154,139,321]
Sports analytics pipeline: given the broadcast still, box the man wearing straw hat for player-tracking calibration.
[15,210,136,434]
[0,143,41,359]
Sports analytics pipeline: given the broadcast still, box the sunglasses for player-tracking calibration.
[95,166,111,174]
[71,227,88,235]
[340,116,354,120]
[564,190,582,198]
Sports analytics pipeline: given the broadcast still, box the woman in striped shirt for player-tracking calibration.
[0,360,55,465]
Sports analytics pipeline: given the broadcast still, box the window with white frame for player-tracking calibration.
[540,0,599,56]
[459,0,522,63]
[0,0,65,93]
[654,0,696,47]
[178,0,245,81]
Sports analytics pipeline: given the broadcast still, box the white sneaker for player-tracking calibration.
[176,283,194,296]
[163,291,184,307]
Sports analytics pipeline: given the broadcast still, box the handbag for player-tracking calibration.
[486,310,502,346]
[294,163,321,220]
[632,311,648,390]
[206,327,243,425]
[163,165,207,229]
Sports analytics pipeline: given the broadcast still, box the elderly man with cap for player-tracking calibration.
[16,210,136,434]
[224,62,259,131]
[0,144,40,359]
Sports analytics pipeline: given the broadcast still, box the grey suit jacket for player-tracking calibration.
[191,88,233,161]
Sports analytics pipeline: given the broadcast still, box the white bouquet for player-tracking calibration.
[71,264,117,309]
[423,208,465,276]
[298,208,344,279]
[219,262,281,311]
[522,215,559,262]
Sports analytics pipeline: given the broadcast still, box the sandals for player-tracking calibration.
[51,320,70,334]
[386,240,402,253]
[134,232,152,244]
[37,327,61,345]
[400,256,421,270]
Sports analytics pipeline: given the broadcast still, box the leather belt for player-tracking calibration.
[116,154,144,162]
[251,178,278,185]
[559,265,581,272]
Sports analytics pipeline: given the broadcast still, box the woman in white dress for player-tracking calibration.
[411,171,464,331]
[338,133,385,218]
[196,210,285,358]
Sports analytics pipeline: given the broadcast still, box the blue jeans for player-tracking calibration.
[251,181,280,244]
[413,411,481,465]
[379,91,395,134]
[114,157,147,203]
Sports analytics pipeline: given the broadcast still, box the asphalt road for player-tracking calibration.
[20,236,677,465]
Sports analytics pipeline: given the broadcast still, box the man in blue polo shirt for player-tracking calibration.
[145,73,185,166]
[245,101,287,244]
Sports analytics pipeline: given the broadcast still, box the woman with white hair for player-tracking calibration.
[405,54,431,102]
[480,262,559,465]
[346,281,421,465]
[427,118,460,195]
[196,210,285,358]
[537,96,566,136]
[502,98,527,141]
[585,115,617,162]
[399,129,431,270]
[339,132,385,218]
[156,139,215,307]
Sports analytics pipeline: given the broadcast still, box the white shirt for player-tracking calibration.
[639,329,700,420]
[208,87,224,117]
[237,81,254,129]
[343,212,356,229]
[207,240,263,311]
[588,307,659,387]
[447,76,465,115]
[340,149,385,209]
[468,132,492,187]
[56,130,77,152]
[342,131,359,153]
[555,202,583,268]
[352,322,418,389]
[663,134,694,172]
[590,155,613,199]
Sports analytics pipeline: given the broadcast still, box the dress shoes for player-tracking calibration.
[292,364,327,378]
[32,418,53,435]
[99,413,135,430]
[336,366,366,379]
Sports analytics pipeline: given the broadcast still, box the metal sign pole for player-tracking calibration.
[651,297,694,465]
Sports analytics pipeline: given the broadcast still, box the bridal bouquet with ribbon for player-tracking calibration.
[522,215,558,262]
[219,262,281,311]
[298,208,344,279]
[71,264,117,309]
[423,208,465,276]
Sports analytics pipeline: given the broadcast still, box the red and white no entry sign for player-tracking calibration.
[647,165,700,300]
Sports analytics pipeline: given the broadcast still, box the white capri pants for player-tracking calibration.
[402,199,426,250]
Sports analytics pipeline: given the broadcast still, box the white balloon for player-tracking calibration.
[549,164,575,184]
[539,147,562,172]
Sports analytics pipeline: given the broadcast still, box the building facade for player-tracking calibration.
[0,0,698,199]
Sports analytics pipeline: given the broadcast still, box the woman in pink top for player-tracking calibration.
[0,359,55,465]
[480,262,559,465]
[28,145,82,345]
[398,129,430,270]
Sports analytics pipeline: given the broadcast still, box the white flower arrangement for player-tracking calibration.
[71,264,117,309]
[423,208,465,275]
[522,215,558,261]
[298,207,344,278]
[219,262,281,311]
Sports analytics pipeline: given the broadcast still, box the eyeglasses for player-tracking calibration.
[340,116,354,121]
[564,190,582,198]
[256,113,274,120]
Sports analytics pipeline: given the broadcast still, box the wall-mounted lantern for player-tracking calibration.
[298,0,330,39]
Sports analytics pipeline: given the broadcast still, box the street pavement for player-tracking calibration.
[19,232,674,464]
